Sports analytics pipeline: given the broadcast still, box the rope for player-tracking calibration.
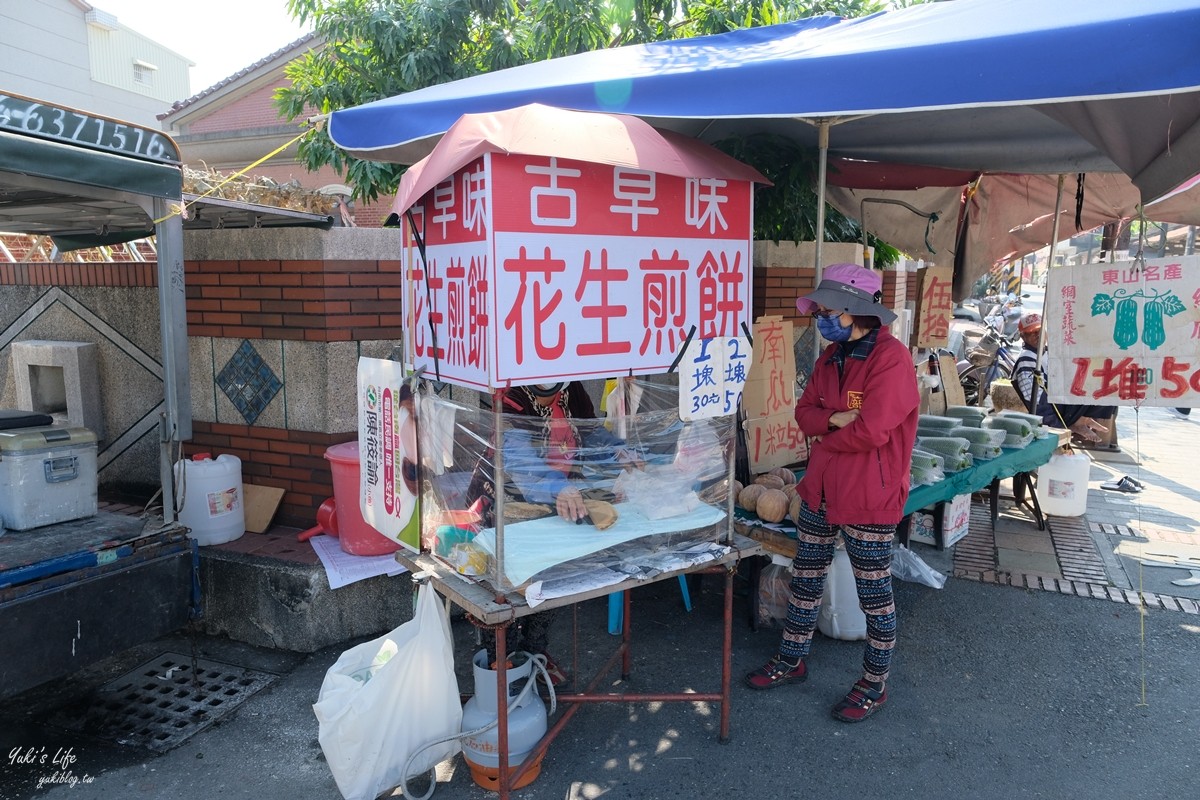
[152,128,313,224]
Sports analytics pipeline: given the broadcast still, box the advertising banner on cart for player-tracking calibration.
[401,152,756,389]
[357,357,420,552]
[1045,256,1200,406]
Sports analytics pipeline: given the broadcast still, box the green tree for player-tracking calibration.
[277,0,915,259]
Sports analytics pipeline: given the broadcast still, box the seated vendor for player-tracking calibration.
[464,381,640,684]
[1012,313,1114,445]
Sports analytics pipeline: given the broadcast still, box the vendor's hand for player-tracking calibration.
[555,485,587,522]
[1070,417,1108,442]
[828,409,860,430]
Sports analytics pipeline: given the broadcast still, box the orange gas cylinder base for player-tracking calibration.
[464,753,544,791]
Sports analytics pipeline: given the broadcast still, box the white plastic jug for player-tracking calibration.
[175,453,245,545]
[1035,452,1090,517]
[818,543,867,641]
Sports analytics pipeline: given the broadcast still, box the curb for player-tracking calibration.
[950,501,1200,614]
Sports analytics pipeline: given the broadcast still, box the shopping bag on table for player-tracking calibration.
[314,583,463,800]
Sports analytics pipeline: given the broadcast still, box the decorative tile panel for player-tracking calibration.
[217,340,282,424]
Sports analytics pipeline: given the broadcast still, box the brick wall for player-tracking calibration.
[185,257,402,341]
[752,266,815,326]
[0,262,157,286]
[185,421,352,528]
[186,80,293,134]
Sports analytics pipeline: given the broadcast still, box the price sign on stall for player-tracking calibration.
[741,315,808,471]
[678,335,752,421]
[1045,256,1200,406]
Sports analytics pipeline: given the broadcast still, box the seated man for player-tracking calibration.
[1011,313,1114,445]
[464,381,639,683]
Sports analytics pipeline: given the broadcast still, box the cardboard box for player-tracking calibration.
[908,492,971,549]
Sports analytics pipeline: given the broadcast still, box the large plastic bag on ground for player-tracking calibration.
[314,583,462,800]
[757,562,793,627]
[891,545,947,589]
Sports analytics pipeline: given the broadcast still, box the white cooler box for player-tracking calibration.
[0,426,98,530]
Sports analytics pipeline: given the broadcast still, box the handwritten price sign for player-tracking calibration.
[1045,256,1200,406]
[678,335,752,421]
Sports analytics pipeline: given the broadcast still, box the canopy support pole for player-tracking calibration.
[1031,174,1065,418]
[151,202,191,523]
[811,120,831,367]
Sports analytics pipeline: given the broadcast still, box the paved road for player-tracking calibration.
[3,572,1197,800]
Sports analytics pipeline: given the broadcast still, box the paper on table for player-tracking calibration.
[524,540,732,606]
[309,534,407,589]
[473,502,727,586]
[525,567,627,608]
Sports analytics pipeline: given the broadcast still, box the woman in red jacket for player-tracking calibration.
[746,263,919,723]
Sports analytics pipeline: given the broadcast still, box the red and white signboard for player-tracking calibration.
[401,153,756,389]
[1045,256,1200,406]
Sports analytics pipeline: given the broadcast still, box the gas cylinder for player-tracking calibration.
[460,649,548,790]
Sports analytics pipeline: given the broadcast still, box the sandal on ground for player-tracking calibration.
[831,679,887,722]
[745,656,807,690]
[1100,476,1142,493]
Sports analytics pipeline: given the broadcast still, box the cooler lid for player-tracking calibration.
[0,425,97,453]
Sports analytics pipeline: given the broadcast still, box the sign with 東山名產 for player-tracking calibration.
[1044,256,1200,407]
[678,335,753,422]
[400,152,756,389]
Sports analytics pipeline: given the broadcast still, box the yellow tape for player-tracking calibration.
[153,128,312,224]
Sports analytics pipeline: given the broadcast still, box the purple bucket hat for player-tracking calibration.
[795,263,896,325]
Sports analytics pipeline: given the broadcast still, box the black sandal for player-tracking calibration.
[831,679,887,722]
[745,656,807,690]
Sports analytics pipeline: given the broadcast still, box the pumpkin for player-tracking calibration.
[754,474,785,490]
[789,494,802,526]
[783,483,799,502]
[732,479,744,499]
[738,483,768,512]
[756,488,790,523]
[769,466,796,484]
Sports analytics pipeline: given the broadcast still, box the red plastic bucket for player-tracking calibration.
[324,441,400,556]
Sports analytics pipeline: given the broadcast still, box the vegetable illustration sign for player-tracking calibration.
[1046,257,1200,407]
[1091,289,1187,350]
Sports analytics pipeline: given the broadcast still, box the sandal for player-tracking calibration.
[1100,476,1142,493]
[831,679,887,722]
[745,656,807,690]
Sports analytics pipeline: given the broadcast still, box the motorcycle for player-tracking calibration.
[954,323,1022,407]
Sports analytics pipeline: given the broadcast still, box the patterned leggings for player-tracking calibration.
[779,500,897,683]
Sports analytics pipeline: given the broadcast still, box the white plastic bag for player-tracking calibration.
[314,583,463,800]
[890,544,947,589]
[756,562,793,627]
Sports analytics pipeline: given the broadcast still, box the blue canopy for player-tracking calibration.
[329,0,1200,202]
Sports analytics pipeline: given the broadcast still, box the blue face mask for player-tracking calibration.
[816,313,853,342]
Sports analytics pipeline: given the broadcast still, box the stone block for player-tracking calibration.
[199,548,413,652]
[12,340,105,440]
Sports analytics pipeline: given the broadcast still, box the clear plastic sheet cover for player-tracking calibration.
[416,378,736,590]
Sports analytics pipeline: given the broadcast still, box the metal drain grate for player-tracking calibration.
[47,653,277,753]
